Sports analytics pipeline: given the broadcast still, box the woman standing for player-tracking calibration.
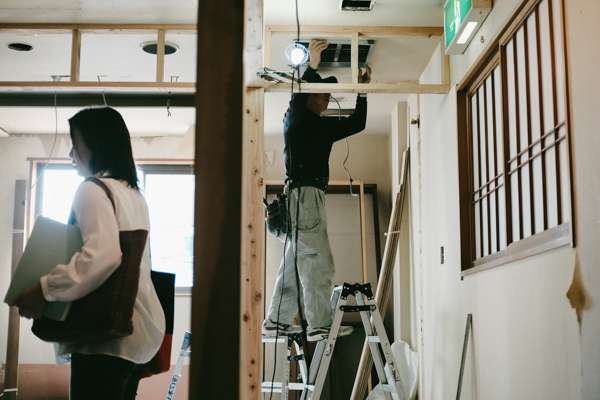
[12,107,165,399]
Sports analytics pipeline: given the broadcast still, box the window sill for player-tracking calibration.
[462,223,572,277]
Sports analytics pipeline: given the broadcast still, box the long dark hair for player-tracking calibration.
[69,107,139,190]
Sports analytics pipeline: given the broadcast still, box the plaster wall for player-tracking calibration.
[406,0,589,398]
[563,0,600,398]
[0,133,193,369]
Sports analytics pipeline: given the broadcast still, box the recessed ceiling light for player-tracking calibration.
[8,43,33,52]
[140,41,179,55]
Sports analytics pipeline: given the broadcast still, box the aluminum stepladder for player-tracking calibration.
[166,331,191,400]
[301,283,408,400]
[261,333,308,399]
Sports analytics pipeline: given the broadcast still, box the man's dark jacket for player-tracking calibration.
[283,66,367,182]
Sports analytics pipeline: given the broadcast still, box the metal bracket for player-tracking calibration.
[340,282,374,300]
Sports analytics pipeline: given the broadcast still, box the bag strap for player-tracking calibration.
[85,177,116,215]
[68,177,116,224]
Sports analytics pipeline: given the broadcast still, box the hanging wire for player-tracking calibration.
[22,92,59,205]
[330,96,358,197]
[97,76,108,106]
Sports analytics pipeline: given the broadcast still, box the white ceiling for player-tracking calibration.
[0,0,444,137]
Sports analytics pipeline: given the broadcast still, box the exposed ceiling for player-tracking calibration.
[0,0,444,137]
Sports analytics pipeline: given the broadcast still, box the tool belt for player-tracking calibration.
[264,193,288,242]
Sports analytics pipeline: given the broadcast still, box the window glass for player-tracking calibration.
[39,168,83,223]
[144,173,195,288]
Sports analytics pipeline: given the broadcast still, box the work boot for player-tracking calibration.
[307,325,354,342]
[262,319,302,337]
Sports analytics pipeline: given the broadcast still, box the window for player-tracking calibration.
[457,0,572,275]
[32,161,195,289]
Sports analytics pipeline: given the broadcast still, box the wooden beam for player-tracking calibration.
[441,37,451,85]
[244,0,264,89]
[0,82,195,92]
[239,88,265,400]
[70,29,81,82]
[352,32,359,84]
[266,25,443,38]
[0,23,196,34]
[191,0,243,398]
[350,151,410,400]
[359,181,368,284]
[156,29,166,83]
[264,82,451,94]
[264,30,272,69]
[240,1,265,399]
[5,181,26,400]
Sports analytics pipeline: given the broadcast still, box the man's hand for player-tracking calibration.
[358,65,372,84]
[9,281,48,320]
[308,39,329,70]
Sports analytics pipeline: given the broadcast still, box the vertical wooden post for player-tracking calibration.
[240,87,265,400]
[156,29,166,83]
[5,181,26,400]
[241,0,265,398]
[191,0,243,398]
[264,30,271,69]
[359,181,368,284]
[70,29,81,82]
[351,31,359,84]
[441,36,451,85]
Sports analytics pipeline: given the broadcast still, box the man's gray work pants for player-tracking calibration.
[266,186,335,329]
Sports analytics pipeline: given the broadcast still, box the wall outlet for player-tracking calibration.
[441,246,445,264]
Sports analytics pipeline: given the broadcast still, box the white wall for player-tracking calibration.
[406,0,587,398]
[563,0,600,398]
[0,133,193,366]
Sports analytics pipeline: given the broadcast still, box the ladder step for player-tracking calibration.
[367,336,381,343]
[339,305,376,312]
[382,384,397,394]
[261,337,287,343]
[261,382,305,392]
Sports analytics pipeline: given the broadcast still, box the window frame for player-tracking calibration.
[456,0,573,276]
[27,158,195,293]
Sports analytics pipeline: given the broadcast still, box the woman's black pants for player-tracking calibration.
[70,353,147,400]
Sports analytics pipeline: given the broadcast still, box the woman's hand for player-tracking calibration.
[9,281,48,320]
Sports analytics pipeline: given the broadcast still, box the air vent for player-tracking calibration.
[8,43,33,52]
[140,41,179,55]
[341,0,376,11]
[295,40,374,68]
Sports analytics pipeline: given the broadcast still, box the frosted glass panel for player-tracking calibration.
[544,138,559,228]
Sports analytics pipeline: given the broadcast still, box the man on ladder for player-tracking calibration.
[262,38,373,342]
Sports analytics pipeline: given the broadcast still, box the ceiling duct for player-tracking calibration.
[340,0,376,11]
[295,40,374,68]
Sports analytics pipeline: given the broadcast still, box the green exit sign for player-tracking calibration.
[444,0,492,55]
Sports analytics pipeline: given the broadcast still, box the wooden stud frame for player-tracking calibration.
[262,25,450,94]
[0,24,196,92]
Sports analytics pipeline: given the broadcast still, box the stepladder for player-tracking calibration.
[263,283,407,400]
[261,333,308,400]
[166,331,191,400]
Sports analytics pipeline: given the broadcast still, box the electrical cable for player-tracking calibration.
[269,1,308,396]
[330,96,358,197]
[22,91,59,205]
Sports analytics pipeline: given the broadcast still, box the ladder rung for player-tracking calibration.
[367,336,381,343]
[305,384,315,392]
[261,382,305,392]
[261,337,287,343]
[382,384,397,394]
